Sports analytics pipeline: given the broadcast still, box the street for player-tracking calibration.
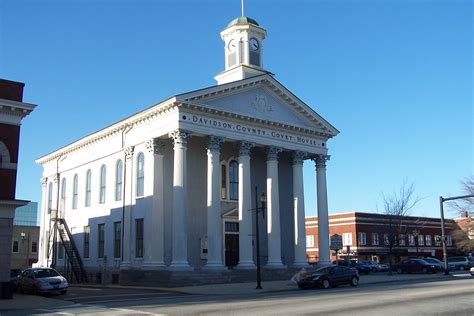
[2,274,472,315]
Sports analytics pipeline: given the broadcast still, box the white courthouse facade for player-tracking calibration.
[36,16,338,282]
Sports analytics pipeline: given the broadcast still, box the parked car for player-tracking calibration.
[9,269,22,286]
[297,265,359,289]
[470,267,474,277]
[17,268,68,295]
[391,259,439,274]
[362,261,389,272]
[422,258,445,270]
[333,260,371,274]
[447,256,474,271]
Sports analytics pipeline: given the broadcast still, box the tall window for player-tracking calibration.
[358,232,366,246]
[98,224,105,258]
[343,232,352,246]
[83,226,90,258]
[372,233,379,246]
[221,164,227,199]
[47,182,53,214]
[418,234,424,246]
[115,159,123,201]
[58,241,64,259]
[306,235,314,248]
[425,235,432,246]
[12,240,19,253]
[229,160,238,200]
[60,178,66,210]
[408,234,415,246]
[435,235,442,246]
[135,219,144,258]
[399,234,406,246]
[85,170,91,207]
[31,241,38,253]
[72,174,78,209]
[384,233,390,246]
[114,222,121,258]
[446,235,452,246]
[99,165,106,204]
[136,153,145,197]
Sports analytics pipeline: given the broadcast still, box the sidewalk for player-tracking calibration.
[0,272,458,311]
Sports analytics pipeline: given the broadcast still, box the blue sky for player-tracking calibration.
[1,0,472,219]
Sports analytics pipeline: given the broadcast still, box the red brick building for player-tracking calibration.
[305,212,457,264]
[0,79,35,290]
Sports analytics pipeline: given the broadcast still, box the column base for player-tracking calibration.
[292,261,310,268]
[120,261,132,270]
[169,261,193,271]
[203,262,227,271]
[142,261,166,270]
[265,262,286,269]
[235,261,256,269]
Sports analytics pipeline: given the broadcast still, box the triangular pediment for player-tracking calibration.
[176,75,339,137]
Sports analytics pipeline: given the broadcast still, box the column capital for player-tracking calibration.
[313,154,330,169]
[207,136,225,152]
[41,177,48,187]
[125,146,135,160]
[169,129,191,148]
[266,146,282,161]
[237,141,255,157]
[145,138,165,155]
[292,151,307,165]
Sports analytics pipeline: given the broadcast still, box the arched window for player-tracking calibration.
[115,159,123,201]
[136,152,144,197]
[229,160,238,200]
[72,174,78,209]
[85,169,91,207]
[221,164,227,199]
[99,165,106,204]
[47,182,53,214]
[60,178,66,210]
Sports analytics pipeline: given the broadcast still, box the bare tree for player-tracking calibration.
[380,181,420,273]
[449,175,474,253]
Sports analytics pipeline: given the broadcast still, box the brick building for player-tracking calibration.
[306,212,457,264]
[0,79,35,290]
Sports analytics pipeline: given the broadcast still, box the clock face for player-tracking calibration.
[228,39,236,52]
[249,38,259,51]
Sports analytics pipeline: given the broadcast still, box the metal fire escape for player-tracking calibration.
[50,210,88,283]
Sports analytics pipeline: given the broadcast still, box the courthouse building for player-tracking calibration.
[36,16,339,283]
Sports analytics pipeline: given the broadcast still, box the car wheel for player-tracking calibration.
[422,268,428,274]
[32,286,38,295]
[321,278,331,289]
[397,268,402,274]
[350,276,359,287]
[18,284,24,294]
[371,268,377,272]
[60,290,67,295]
[459,266,465,271]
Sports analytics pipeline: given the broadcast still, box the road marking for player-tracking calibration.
[65,292,185,301]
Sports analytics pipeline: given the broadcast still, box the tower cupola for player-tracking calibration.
[215,16,269,85]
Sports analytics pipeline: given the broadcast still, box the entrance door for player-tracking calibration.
[225,234,239,267]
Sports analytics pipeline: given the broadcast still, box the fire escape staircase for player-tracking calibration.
[52,215,88,283]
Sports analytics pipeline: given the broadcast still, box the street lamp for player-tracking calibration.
[252,186,266,290]
[21,232,30,269]
[439,194,474,275]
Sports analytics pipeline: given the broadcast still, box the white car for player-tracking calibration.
[470,267,474,277]
[17,268,68,295]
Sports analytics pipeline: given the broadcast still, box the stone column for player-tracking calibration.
[169,129,192,269]
[314,154,331,265]
[236,141,255,269]
[143,138,166,269]
[204,136,225,270]
[292,151,309,267]
[120,146,134,270]
[38,177,48,267]
[266,146,285,268]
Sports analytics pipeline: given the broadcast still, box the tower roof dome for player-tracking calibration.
[226,16,259,28]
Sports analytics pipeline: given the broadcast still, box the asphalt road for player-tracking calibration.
[6,274,474,315]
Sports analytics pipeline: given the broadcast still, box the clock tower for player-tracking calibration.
[215,16,269,85]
